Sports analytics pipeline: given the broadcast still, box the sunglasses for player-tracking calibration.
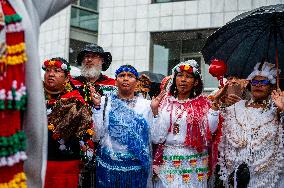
[250,79,270,86]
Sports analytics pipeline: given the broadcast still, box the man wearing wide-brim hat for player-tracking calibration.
[71,43,116,188]
[72,43,116,105]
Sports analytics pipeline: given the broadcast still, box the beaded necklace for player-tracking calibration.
[169,98,191,135]
[0,0,28,187]
[118,95,137,108]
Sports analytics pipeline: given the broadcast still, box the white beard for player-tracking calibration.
[81,64,101,79]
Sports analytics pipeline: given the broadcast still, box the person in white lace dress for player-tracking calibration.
[211,61,284,188]
[150,60,221,188]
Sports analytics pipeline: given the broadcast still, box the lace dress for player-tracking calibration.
[218,100,284,188]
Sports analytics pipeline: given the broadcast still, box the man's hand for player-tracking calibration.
[90,86,101,106]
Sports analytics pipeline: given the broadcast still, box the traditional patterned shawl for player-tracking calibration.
[108,95,150,167]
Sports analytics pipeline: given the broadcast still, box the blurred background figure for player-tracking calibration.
[136,71,165,99]
[136,74,152,99]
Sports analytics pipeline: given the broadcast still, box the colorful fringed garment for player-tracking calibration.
[0,1,28,187]
[93,94,152,188]
[152,95,222,188]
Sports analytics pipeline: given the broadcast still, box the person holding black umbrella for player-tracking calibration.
[211,61,284,188]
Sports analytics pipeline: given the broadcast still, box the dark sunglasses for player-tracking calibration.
[250,79,270,86]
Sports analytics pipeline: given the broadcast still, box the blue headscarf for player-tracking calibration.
[115,65,139,79]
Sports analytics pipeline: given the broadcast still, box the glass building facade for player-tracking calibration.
[150,29,219,90]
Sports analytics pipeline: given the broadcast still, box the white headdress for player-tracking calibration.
[166,60,203,92]
[247,61,280,84]
[171,60,200,77]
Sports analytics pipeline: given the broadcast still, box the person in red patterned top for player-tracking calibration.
[43,57,93,188]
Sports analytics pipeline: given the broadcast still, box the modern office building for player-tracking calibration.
[39,0,99,65]
[39,0,283,91]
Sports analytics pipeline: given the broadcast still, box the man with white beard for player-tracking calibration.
[72,44,116,106]
[71,44,116,188]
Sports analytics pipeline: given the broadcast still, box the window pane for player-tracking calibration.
[201,61,219,89]
[151,30,218,91]
[71,6,98,32]
[79,0,98,10]
[153,44,169,75]
[69,39,90,66]
[155,0,171,2]
[152,40,181,75]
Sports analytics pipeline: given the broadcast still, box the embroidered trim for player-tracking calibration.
[162,152,208,161]
[97,156,142,172]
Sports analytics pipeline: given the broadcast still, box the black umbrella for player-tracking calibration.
[139,71,165,83]
[202,4,284,87]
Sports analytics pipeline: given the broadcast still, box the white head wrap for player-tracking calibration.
[171,60,200,77]
[166,60,203,92]
[247,61,280,84]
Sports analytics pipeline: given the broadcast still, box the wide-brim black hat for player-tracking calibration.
[77,44,112,71]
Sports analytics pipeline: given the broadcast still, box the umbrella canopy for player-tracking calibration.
[202,4,284,79]
[139,71,165,83]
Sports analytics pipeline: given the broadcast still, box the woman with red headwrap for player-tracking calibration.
[43,57,93,188]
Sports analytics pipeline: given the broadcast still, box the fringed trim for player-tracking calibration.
[0,151,27,167]
[0,172,26,188]
[218,102,284,188]
[96,158,148,188]
[0,131,26,157]
[4,53,27,65]
[4,14,22,24]
[7,43,25,55]
[0,82,27,110]
[97,156,142,172]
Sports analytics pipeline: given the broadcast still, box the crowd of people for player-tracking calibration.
[39,42,284,188]
[0,1,283,188]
